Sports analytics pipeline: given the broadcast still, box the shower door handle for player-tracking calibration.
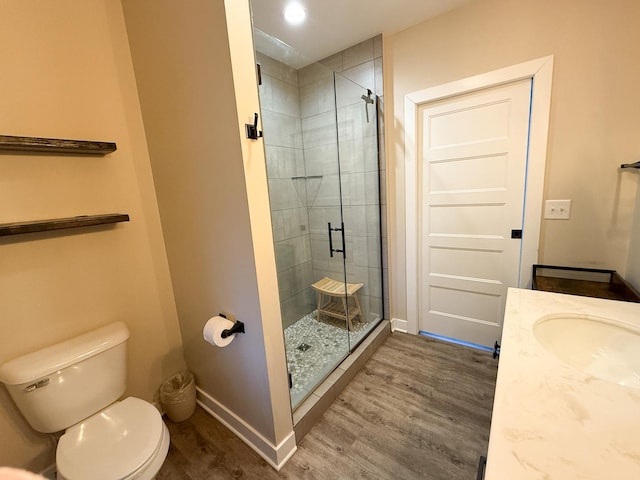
[328,222,346,259]
[327,222,334,257]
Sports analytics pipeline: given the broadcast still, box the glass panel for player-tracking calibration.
[334,72,384,350]
[251,23,385,410]
[254,36,351,409]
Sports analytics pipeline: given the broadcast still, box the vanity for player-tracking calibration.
[485,288,640,479]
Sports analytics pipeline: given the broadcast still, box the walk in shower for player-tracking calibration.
[255,33,385,409]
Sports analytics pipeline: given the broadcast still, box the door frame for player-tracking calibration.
[404,55,554,336]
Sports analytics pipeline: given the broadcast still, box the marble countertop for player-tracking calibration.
[485,288,640,479]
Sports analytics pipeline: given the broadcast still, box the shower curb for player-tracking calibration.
[292,320,391,443]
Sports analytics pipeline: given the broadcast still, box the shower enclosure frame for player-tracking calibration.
[256,51,385,410]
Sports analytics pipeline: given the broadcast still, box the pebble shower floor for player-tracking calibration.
[284,310,373,408]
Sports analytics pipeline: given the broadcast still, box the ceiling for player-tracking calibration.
[251,0,474,68]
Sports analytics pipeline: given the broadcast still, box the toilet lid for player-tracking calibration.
[57,397,164,480]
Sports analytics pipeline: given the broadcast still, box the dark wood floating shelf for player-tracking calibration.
[0,214,129,236]
[0,135,116,155]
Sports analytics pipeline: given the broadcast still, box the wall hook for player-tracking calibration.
[245,113,263,140]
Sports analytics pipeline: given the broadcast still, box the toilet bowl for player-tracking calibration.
[57,398,170,480]
[0,322,170,480]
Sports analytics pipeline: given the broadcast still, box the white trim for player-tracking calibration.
[391,318,408,333]
[404,56,554,336]
[40,464,56,480]
[196,387,297,470]
[152,400,164,415]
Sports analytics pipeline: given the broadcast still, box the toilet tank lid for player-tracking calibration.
[0,322,130,385]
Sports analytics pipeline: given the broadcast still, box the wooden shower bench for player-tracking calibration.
[311,276,363,331]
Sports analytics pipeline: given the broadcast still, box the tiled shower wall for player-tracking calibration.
[299,35,387,323]
[258,35,389,328]
[258,52,314,328]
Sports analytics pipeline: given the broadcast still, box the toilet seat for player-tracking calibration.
[57,397,165,480]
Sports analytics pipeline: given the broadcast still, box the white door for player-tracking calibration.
[418,79,532,347]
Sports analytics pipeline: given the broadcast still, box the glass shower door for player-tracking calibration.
[258,57,352,409]
[255,45,383,409]
[334,72,384,349]
[285,149,351,408]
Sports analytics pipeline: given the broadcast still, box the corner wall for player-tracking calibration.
[385,0,640,320]
[122,0,294,467]
[0,1,184,471]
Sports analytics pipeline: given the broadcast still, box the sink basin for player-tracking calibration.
[533,313,640,389]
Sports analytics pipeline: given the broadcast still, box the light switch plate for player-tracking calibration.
[544,199,572,219]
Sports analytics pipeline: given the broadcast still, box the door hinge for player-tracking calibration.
[511,229,522,239]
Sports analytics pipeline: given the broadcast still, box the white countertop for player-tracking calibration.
[486,288,640,480]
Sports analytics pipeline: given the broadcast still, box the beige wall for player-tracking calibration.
[226,0,294,447]
[384,0,640,320]
[0,0,185,472]
[122,0,292,449]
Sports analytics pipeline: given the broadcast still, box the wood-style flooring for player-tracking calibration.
[157,332,498,480]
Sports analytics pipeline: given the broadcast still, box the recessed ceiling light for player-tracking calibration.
[283,2,307,25]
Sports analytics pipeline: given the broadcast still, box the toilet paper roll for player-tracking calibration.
[203,316,236,347]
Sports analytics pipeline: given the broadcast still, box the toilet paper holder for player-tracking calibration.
[219,313,245,339]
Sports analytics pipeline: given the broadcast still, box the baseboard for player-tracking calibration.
[152,389,165,415]
[152,400,164,415]
[195,387,297,470]
[391,317,408,333]
[39,464,56,480]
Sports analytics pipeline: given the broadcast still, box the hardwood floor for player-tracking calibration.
[157,332,498,480]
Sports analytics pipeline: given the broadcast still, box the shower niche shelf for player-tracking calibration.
[0,135,116,155]
[0,214,130,237]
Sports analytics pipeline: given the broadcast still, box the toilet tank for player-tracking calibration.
[0,322,130,433]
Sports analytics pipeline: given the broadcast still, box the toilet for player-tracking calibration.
[0,322,170,480]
